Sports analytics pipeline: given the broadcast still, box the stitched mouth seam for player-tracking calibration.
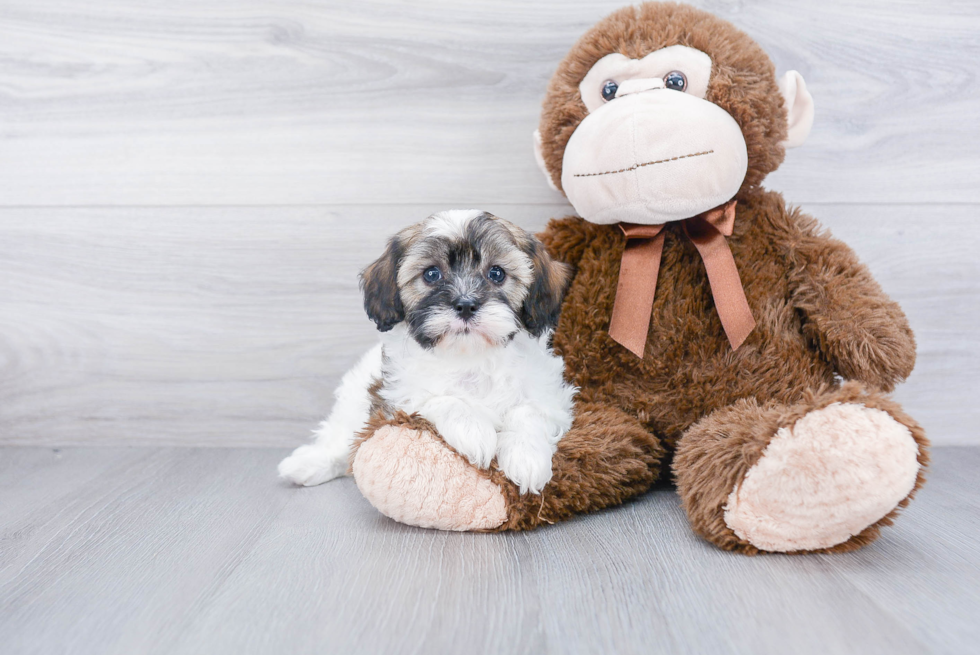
[573,149,714,178]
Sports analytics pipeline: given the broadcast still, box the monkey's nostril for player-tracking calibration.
[454,298,480,318]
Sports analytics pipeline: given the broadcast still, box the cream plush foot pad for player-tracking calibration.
[724,402,920,552]
[352,425,508,531]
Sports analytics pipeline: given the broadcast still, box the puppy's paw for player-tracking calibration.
[496,434,554,495]
[278,442,349,486]
[420,397,499,469]
[442,417,498,469]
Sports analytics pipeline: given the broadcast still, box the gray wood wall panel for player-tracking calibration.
[0,203,976,446]
[0,1,977,447]
[0,0,977,206]
[0,204,564,447]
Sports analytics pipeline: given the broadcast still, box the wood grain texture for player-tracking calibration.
[0,0,978,447]
[0,204,561,447]
[819,447,980,654]
[1,203,976,447]
[0,0,977,206]
[0,446,977,654]
[0,448,295,654]
[1,3,976,651]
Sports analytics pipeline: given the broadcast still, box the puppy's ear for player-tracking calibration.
[360,235,405,332]
[520,238,572,337]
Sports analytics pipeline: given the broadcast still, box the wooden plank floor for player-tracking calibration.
[1,446,977,655]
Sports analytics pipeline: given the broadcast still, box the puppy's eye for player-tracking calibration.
[422,267,442,284]
[487,266,506,284]
[664,71,687,92]
[601,80,619,102]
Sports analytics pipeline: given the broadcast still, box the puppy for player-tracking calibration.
[278,210,576,494]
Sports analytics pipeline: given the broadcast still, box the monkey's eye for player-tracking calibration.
[601,80,619,102]
[664,71,687,92]
[487,266,506,284]
[422,267,442,284]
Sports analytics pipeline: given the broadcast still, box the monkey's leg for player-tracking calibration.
[673,382,929,554]
[349,412,508,531]
[350,403,665,532]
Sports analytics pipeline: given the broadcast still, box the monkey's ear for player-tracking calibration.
[533,130,560,192]
[521,239,572,337]
[359,236,405,332]
[778,71,814,148]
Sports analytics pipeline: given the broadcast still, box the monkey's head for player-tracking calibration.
[534,2,814,225]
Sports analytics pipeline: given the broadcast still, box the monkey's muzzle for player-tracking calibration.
[561,83,748,226]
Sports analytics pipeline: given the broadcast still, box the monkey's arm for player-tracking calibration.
[537,216,595,270]
[786,225,916,392]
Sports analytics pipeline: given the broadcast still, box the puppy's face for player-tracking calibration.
[361,210,571,350]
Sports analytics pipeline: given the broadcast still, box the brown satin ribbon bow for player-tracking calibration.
[608,200,756,358]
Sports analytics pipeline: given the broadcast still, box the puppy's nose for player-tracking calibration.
[453,298,480,319]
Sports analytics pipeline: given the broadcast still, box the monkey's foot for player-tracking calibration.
[352,424,508,531]
[724,402,921,552]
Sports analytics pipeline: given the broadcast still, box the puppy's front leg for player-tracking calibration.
[278,344,382,486]
[419,396,498,469]
[497,404,561,495]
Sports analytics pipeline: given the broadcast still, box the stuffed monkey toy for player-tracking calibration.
[349,2,928,554]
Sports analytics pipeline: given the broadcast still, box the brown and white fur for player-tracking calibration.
[278,210,576,494]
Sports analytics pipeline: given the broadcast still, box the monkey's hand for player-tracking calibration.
[789,231,916,392]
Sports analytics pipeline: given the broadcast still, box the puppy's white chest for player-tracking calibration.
[451,370,495,397]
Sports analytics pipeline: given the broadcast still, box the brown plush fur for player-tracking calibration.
[351,2,928,552]
[471,186,925,544]
[490,402,665,531]
[538,2,788,194]
[673,381,929,554]
[542,189,918,435]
